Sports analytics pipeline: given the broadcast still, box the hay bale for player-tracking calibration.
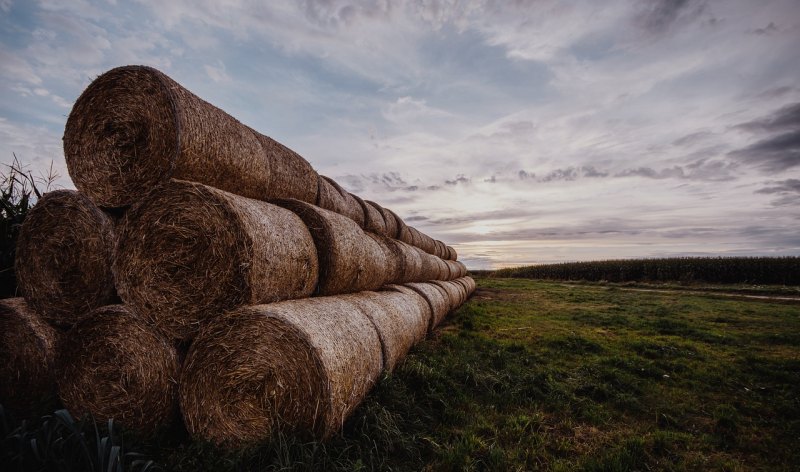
[432,280,466,308]
[446,245,458,261]
[114,180,318,341]
[366,233,402,284]
[64,65,317,208]
[180,297,382,445]
[433,240,445,259]
[342,290,428,372]
[317,176,365,228]
[376,205,399,239]
[383,238,424,283]
[386,208,406,239]
[276,199,388,295]
[15,190,116,326]
[398,225,415,246]
[405,282,450,330]
[453,277,470,299]
[434,257,450,281]
[455,261,468,277]
[360,199,388,236]
[0,298,58,414]
[463,276,476,294]
[58,305,179,435]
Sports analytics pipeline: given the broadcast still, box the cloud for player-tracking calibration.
[755,178,800,206]
[634,0,702,35]
[733,102,800,134]
[729,130,800,172]
[445,175,469,186]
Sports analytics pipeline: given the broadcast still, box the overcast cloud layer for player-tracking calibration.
[2,0,799,268]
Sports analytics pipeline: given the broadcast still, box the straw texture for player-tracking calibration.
[360,199,388,236]
[114,180,318,341]
[57,305,179,435]
[405,282,451,330]
[180,297,382,445]
[0,298,58,413]
[15,190,116,326]
[341,290,428,372]
[276,199,388,295]
[376,205,398,239]
[64,65,318,208]
[317,176,365,228]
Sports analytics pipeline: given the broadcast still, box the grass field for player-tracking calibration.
[119,277,797,471]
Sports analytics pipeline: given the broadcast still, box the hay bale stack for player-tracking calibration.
[398,225,415,246]
[386,208,406,239]
[317,176,365,228]
[64,65,318,208]
[376,204,399,239]
[0,298,58,413]
[453,278,470,299]
[180,297,382,445]
[432,280,466,308]
[15,190,116,326]
[462,276,476,294]
[405,282,451,330]
[359,199,388,236]
[456,261,468,277]
[366,234,402,284]
[114,180,318,341]
[383,238,424,283]
[276,199,388,295]
[342,290,429,372]
[434,256,450,281]
[58,305,179,435]
[446,246,458,261]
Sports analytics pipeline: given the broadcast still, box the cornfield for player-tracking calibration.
[492,257,800,285]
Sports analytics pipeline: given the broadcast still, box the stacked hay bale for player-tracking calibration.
[3,64,477,444]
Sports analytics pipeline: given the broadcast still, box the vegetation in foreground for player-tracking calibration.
[6,277,798,471]
[492,257,800,286]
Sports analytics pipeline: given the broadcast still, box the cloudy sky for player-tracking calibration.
[1,0,799,268]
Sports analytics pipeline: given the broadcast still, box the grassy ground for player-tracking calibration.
[140,277,800,471]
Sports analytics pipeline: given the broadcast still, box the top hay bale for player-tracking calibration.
[64,65,318,208]
[15,189,116,326]
[317,176,365,228]
[114,180,318,341]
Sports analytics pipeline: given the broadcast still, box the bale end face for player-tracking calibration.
[15,189,116,326]
[57,305,179,435]
[0,298,58,414]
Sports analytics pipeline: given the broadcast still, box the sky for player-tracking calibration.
[1,0,799,269]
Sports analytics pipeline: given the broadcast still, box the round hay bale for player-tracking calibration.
[342,291,428,372]
[405,282,450,330]
[58,305,179,435]
[383,238,424,283]
[431,281,465,309]
[15,190,116,326]
[464,276,476,294]
[317,176,365,228]
[386,208,406,239]
[276,199,388,295]
[376,204,398,239]
[114,180,318,341]
[366,233,402,284]
[0,298,58,414]
[398,225,415,246]
[434,257,450,281]
[180,297,382,445]
[360,199,388,236]
[453,278,471,299]
[416,251,440,281]
[455,261,468,277]
[446,245,458,261]
[64,65,317,208]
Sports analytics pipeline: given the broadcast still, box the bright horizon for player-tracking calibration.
[1,0,799,269]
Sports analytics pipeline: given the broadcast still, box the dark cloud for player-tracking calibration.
[616,158,737,181]
[423,207,545,227]
[728,130,800,172]
[445,175,470,185]
[635,0,700,34]
[756,179,800,207]
[518,170,533,180]
[405,215,429,222]
[537,166,608,182]
[484,175,497,183]
[616,166,685,179]
[733,102,800,134]
[581,166,609,178]
[750,22,778,35]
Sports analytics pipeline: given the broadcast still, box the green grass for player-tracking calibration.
[133,277,799,471]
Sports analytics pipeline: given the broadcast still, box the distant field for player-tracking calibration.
[491,257,800,286]
[5,277,799,471]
